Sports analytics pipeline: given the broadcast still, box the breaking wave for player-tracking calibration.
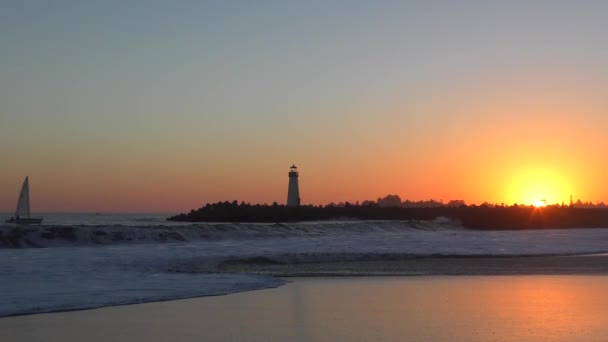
[0,219,461,248]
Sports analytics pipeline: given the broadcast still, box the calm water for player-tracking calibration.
[2,276,608,341]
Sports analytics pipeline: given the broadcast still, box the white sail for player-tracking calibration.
[15,176,30,218]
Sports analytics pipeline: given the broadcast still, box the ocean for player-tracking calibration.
[3,213,608,317]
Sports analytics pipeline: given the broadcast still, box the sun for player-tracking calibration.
[507,168,571,206]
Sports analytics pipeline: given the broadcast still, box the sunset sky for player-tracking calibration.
[1,1,608,212]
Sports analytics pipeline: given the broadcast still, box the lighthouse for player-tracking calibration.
[287,164,301,206]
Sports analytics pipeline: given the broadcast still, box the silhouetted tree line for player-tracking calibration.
[167,198,608,230]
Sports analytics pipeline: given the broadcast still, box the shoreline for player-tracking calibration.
[5,252,608,318]
[5,254,608,318]
[218,254,608,277]
[3,275,608,341]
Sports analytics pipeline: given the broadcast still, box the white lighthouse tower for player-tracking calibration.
[287,164,301,206]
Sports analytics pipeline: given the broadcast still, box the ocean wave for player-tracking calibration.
[0,219,461,248]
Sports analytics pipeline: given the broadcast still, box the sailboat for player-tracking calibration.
[5,176,43,224]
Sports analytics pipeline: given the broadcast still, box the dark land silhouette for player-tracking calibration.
[168,197,608,230]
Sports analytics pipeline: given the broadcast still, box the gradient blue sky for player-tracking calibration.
[1,1,608,212]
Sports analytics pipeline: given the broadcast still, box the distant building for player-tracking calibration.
[287,164,301,206]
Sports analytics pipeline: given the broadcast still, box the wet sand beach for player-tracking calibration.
[3,275,608,341]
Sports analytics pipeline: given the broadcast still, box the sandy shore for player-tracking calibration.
[218,254,608,276]
[3,275,608,341]
[4,255,608,341]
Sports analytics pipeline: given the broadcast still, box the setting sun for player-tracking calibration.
[506,168,572,206]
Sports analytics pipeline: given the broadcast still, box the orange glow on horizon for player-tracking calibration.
[505,167,572,206]
[2,83,608,212]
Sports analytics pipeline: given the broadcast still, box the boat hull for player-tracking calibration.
[5,218,43,224]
